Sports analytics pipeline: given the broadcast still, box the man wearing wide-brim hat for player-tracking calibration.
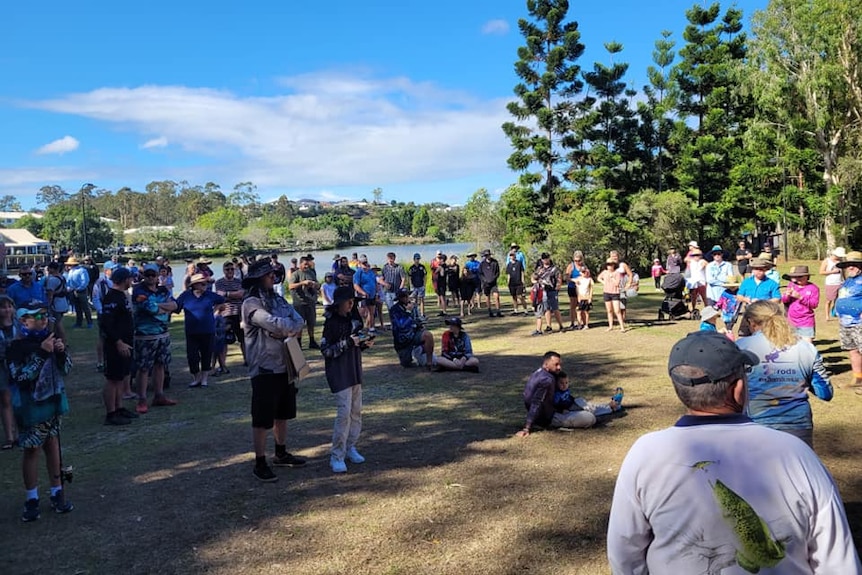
[736,256,780,332]
[833,251,862,391]
[780,265,820,342]
[756,253,781,284]
[241,258,307,482]
[820,246,847,319]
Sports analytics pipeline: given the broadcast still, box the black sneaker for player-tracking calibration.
[104,412,132,426]
[50,490,73,514]
[116,407,140,419]
[253,464,278,482]
[21,498,40,522]
[272,453,307,467]
[544,326,553,333]
[308,341,320,350]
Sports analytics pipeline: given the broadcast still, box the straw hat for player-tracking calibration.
[722,275,743,287]
[837,251,862,269]
[757,252,774,262]
[188,273,208,286]
[65,256,80,266]
[782,265,811,280]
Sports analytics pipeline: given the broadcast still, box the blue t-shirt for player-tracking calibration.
[353,267,378,299]
[175,290,226,335]
[737,331,832,431]
[738,276,780,302]
[7,281,45,308]
[464,260,480,276]
[836,275,862,327]
[553,388,575,411]
[699,321,717,332]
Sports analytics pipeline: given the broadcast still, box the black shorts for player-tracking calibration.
[296,303,317,328]
[508,284,525,298]
[567,285,577,299]
[482,283,499,297]
[104,344,133,381]
[251,373,297,428]
[603,293,621,302]
[577,301,592,311]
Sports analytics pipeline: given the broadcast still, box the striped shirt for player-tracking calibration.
[214,276,244,316]
[381,263,406,293]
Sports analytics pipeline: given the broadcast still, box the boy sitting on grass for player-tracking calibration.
[551,371,623,429]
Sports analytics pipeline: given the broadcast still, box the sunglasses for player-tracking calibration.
[24,312,48,320]
[144,273,158,278]
[19,272,32,276]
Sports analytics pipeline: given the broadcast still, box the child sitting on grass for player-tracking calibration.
[550,371,623,429]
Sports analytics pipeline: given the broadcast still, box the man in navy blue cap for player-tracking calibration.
[608,331,860,574]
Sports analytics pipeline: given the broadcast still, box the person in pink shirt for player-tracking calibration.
[781,265,820,342]
[650,258,665,290]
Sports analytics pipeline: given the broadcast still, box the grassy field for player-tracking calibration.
[0,261,859,575]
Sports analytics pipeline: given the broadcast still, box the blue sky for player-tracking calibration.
[1,0,765,209]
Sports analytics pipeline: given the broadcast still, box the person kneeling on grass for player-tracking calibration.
[9,300,73,521]
[320,286,373,473]
[552,371,623,429]
[436,316,480,372]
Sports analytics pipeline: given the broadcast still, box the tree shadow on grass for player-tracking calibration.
[0,347,638,575]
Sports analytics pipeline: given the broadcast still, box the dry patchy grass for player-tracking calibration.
[0,261,859,574]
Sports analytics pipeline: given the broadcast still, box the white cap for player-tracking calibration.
[833,247,847,258]
[688,241,699,247]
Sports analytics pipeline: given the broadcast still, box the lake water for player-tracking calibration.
[172,242,481,275]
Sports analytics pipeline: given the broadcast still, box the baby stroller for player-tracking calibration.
[658,272,699,320]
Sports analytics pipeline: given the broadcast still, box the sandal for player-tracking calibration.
[2,440,17,450]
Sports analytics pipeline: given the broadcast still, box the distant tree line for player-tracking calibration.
[16,181,467,255]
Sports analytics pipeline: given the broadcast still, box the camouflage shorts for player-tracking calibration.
[18,416,61,449]
[134,334,172,375]
[840,324,862,352]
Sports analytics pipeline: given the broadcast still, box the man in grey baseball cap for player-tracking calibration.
[608,331,860,574]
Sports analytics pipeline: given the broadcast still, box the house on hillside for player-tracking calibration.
[0,228,52,269]
[0,211,42,227]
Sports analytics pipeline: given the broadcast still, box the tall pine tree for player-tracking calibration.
[502,0,586,224]
[673,2,750,243]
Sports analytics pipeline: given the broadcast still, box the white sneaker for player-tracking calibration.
[330,456,347,473]
[346,447,365,464]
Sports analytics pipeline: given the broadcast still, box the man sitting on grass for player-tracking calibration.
[390,288,434,369]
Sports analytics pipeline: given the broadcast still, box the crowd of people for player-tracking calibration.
[1,240,861,572]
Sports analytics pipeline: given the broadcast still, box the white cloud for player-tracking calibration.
[35,135,79,155]
[481,19,509,35]
[141,136,168,149]
[25,72,513,189]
